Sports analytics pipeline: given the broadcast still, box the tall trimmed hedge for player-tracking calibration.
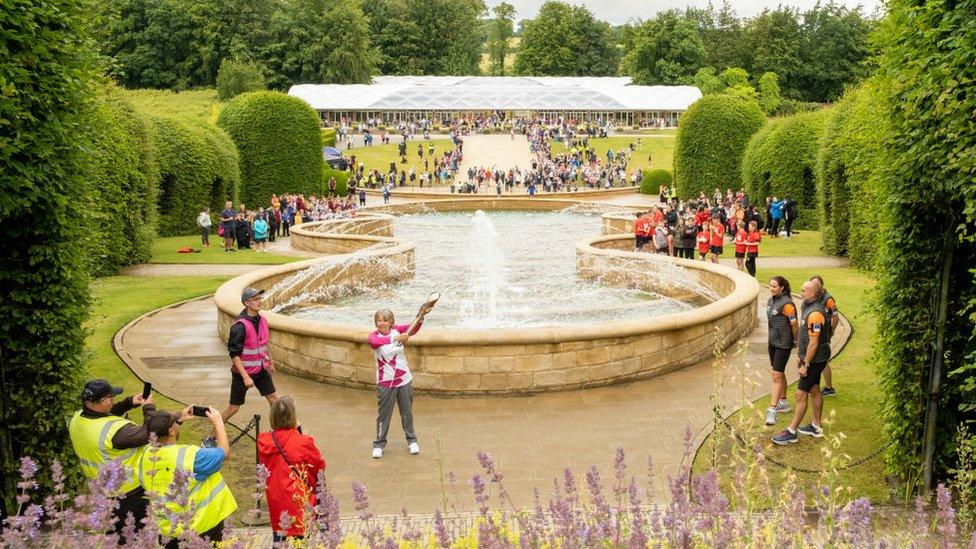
[324,169,350,196]
[0,0,95,501]
[84,92,160,275]
[217,91,323,208]
[815,83,889,266]
[674,94,765,198]
[742,110,827,230]
[153,117,240,236]
[874,0,976,488]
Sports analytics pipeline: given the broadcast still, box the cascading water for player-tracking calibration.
[463,210,505,326]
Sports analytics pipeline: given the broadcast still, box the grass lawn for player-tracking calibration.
[152,235,302,264]
[345,139,457,185]
[757,230,825,258]
[88,275,256,524]
[120,88,224,123]
[693,266,888,504]
[551,135,676,174]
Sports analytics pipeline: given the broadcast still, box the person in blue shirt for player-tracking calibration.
[770,198,786,237]
[253,215,269,253]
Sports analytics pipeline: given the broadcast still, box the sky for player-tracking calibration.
[488,0,884,25]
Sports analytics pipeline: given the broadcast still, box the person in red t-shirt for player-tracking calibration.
[696,220,711,260]
[733,220,747,271]
[709,214,725,263]
[693,206,709,230]
[745,220,761,277]
[633,213,652,252]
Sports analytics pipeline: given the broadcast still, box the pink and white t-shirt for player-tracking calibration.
[368,322,422,388]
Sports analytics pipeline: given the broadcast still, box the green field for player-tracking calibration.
[120,88,224,122]
[87,276,256,523]
[755,230,825,258]
[693,267,886,504]
[346,139,457,185]
[552,135,676,173]
[152,235,303,264]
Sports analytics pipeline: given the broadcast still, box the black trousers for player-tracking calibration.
[784,218,794,237]
[163,520,224,548]
[113,488,149,539]
[745,253,758,277]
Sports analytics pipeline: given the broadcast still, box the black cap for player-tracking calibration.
[82,379,123,401]
[241,287,265,303]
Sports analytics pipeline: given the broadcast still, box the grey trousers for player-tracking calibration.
[374,382,416,448]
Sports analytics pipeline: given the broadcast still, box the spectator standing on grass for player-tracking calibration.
[811,275,840,397]
[197,207,212,248]
[359,188,367,207]
[258,397,326,547]
[253,215,269,253]
[772,280,832,445]
[709,214,725,263]
[219,201,236,252]
[782,195,798,238]
[764,276,796,426]
[696,220,711,260]
[733,221,747,271]
[69,379,155,536]
[141,406,237,547]
[235,213,252,250]
[675,215,697,259]
[770,197,785,237]
[268,206,280,242]
[745,220,761,277]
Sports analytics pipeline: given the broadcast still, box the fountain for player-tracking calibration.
[214,199,760,394]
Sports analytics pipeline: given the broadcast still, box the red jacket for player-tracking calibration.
[258,428,326,537]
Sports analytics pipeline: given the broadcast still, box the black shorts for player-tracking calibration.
[735,251,746,258]
[710,245,723,255]
[797,361,827,392]
[768,345,791,373]
[229,370,276,405]
[635,236,650,249]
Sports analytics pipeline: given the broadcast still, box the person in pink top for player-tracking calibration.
[367,304,433,459]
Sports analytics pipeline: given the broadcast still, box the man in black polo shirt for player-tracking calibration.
[219,201,237,252]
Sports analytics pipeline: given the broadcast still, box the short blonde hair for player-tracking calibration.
[374,309,394,324]
[270,396,297,430]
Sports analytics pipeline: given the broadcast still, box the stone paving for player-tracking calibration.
[116,290,849,517]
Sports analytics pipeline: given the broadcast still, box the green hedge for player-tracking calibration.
[217,91,323,207]
[674,94,765,198]
[742,110,827,212]
[152,117,240,236]
[84,92,160,275]
[815,83,889,267]
[0,0,95,499]
[874,0,976,488]
[640,169,672,194]
[322,128,337,147]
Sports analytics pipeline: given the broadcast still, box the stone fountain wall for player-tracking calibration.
[214,203,759,394]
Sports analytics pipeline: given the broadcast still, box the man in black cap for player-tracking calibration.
[215,287,278,443]
[68,379,158,536]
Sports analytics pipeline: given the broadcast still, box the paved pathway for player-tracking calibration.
[458,134,535,174]
[117,292,849,517]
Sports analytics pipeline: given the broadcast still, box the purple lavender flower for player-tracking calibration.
[433,509,452,548]
[351,481,373,521]
[469,474,489,516]
[935,483,957,540]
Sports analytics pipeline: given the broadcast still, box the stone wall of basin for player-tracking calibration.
[213,202,758,394]
[290,214,395,254]
[602,212,637,235]
[364,185,641,202]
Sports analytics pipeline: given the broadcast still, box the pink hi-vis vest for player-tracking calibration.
[234,316,270,375]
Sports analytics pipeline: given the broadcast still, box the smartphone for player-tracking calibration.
[191,405,209,418]
[141,382,152,400]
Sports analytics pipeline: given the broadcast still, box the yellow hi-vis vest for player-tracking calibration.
[139,444,238,537]
[68,411,144,493]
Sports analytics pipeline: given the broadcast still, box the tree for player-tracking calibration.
[795,2,873,102]
[757,72,781,114]
[621,10,705,85]
[692,67,723,94]
[216,59,266,101]
[719,67,750,88]
[514,1,618,76]
[685,1,749,71]
[744,7,802,99]
[487,2,516,76]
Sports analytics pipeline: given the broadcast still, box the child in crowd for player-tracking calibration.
[252,214,269,253]
[367,303,433,459]
[696,220,711,260]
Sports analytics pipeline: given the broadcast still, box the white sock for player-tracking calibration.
[788,427,796,434]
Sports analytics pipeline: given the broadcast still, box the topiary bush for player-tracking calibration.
[674,94,765,198]
[0,0,96,501]
[217,91,323,208]
[324,169,350,196]
[152,117,240,236]
[815,83,889,267]
[215,59,266,102]
[640,169,672,194]
[83,91,160,275]
[322,128,337,147]
[742,110,827,227]
[874,0,976,489]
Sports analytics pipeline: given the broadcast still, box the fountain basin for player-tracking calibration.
[214,203,759,394]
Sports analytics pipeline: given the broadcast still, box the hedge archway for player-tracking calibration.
[742,110,827,230]
[84,92,160,275]
[217,91,323,207]
[674,94,765,198]
[152,117,240,236]
[815,83,889,266]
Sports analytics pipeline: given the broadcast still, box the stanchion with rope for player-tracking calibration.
[231,414,270,526]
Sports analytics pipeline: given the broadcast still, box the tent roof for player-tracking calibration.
[289,77,701,112]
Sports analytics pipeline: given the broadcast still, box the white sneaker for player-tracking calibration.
[765,408,777,426]
[408,442,420,455]
[371,447,383,459]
